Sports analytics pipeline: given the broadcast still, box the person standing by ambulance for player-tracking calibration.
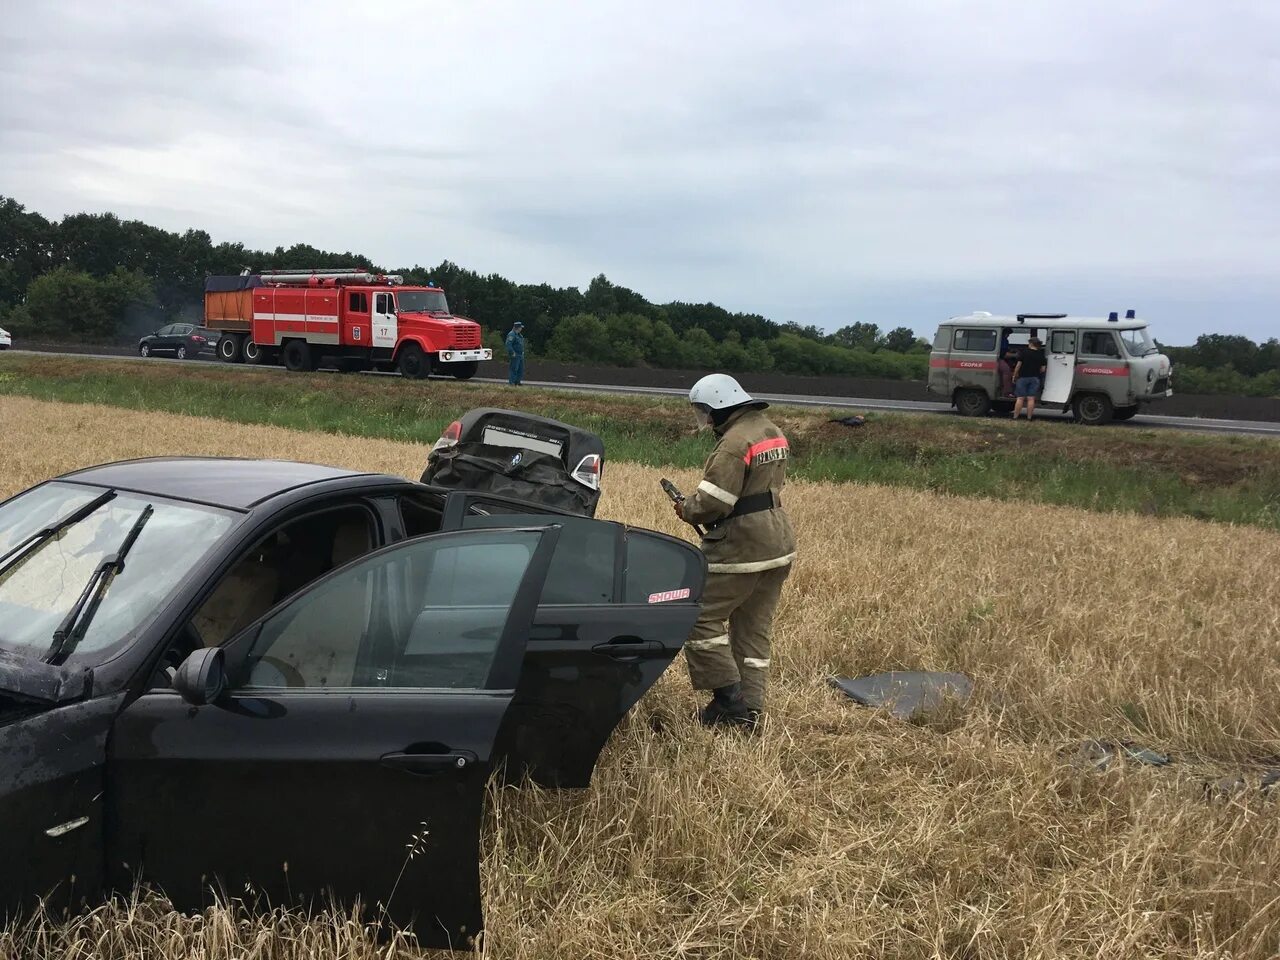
[1012,336,1047,420]
[504,321,526,386]
[674,374,797,730]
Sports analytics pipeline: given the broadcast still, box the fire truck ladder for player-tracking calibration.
[259,268,403,285]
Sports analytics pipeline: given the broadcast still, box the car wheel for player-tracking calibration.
[1073,393,1114,426]
[955,388,992,417]
[139,343,151,358]
[218,334,243,363]
[176,345,188,360]
[449,361,479,381]
[1112,405,1139,421]
[282,339,315,372]
[397,343,430,380]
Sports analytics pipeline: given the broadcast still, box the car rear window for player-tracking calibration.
[624,531,702,605]
[459,514,617,604]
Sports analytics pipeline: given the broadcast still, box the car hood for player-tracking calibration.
[0,650,92,707]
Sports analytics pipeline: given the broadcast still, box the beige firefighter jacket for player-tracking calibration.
[681,406,797,574]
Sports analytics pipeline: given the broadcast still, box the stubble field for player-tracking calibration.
[3,394,1280,959]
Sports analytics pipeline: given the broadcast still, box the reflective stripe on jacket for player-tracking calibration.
[681,407,797,573]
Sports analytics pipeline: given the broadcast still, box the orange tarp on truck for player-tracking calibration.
[204,289,254,332]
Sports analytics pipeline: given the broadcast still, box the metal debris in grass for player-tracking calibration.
[1064,739,1173,771]
[829,671,973,721]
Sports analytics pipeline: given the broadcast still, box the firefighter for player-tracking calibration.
[505,321,526,386]
[674,374,796,730]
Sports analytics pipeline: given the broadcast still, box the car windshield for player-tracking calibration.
[0,482,235,666]
[396,290,450,314]
[1120,326,1157,357]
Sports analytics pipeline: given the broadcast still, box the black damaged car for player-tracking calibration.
[0,455,704,949]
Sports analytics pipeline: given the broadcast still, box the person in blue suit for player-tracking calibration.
[504,321,525,386]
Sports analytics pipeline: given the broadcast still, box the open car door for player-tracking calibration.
[439,491,706,787]
[106,525,560,950]
[1042,328,1077,404]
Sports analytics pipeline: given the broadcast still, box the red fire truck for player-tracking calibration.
[203,268,492,379]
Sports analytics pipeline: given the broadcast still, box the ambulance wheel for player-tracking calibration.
[450,361,478,381]
[217,334,243,363]
[1073,393,1113,426]
[243,340,266,364]
[955,388,991,417]
[397,343,431,380]
[282,339,315,373]
[1112,405,1139,421]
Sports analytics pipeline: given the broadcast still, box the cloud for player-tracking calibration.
[2,0,1277,342]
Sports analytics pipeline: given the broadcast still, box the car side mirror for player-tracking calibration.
[173,648,226,705]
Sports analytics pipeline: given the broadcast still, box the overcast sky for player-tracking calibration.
[2,0,1276,343]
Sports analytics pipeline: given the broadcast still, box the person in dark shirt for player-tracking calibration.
[1012,337,1046,420]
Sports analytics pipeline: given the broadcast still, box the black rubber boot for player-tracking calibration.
[699,683,753,729]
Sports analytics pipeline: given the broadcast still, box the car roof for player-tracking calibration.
[941,314,1149,330]
[57,457,403,510]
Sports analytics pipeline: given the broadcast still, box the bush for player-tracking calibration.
[1174,365,1280,398]
[19,266,158,341]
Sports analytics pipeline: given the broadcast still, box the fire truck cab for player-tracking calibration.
[204,269,492,380]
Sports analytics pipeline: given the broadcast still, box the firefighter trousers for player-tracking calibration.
[684,564,791,712]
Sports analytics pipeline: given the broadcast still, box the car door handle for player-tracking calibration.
[380,750,477,775]
[592,638,663,660]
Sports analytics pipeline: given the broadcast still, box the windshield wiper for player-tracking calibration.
[0,490,116,582]
[44,504,153,666]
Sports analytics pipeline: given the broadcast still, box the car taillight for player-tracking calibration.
[191,335,206,343]
[431,420,463,453]
[572,454,602,491]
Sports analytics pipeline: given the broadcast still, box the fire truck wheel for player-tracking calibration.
[243,340,266,364]
[450,362,479,381]
[282,339,316,373]
[954,388,991,417]
[217,335,244,363]
[397,344,431,380]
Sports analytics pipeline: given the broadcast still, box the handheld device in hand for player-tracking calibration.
[660,478,704,536]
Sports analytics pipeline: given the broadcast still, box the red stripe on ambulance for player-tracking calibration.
[930,358,997,371]
[1077,365,1128,376]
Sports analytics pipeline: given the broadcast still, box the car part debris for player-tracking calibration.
[1064,739,1172,771]
[829,671,973,721]
[424,409,605,517]
[828,415,866,428]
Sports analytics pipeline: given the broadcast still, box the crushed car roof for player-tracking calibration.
[57,457,397,509]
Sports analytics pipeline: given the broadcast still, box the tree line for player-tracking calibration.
[1,196,1276,394]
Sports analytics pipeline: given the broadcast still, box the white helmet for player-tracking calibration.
[688,373,755,410]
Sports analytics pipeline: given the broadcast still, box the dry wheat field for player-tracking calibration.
[3,394,1280,960]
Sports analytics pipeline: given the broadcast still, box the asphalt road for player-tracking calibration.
[7,347,1280,439]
